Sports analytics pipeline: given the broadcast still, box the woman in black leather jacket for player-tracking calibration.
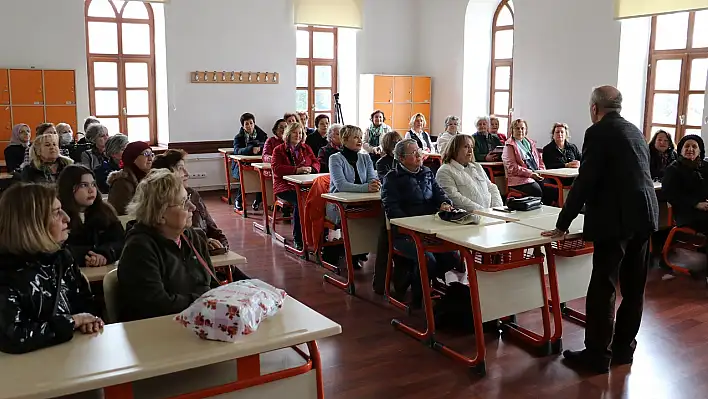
[662,134,708,230]
[0,183,102,354]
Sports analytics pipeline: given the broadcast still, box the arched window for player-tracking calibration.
[85,0,157,144]
[644,10,708,141]
[490,0,514,134]
[296,25,338,126]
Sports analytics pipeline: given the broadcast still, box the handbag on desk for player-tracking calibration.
[437,208,482,225]
[507,196,542,211]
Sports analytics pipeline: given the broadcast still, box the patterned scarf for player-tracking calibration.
[367,123,388,147]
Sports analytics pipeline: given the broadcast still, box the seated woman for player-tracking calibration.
[4,124,30,173]
[58,164,125,268]
[649,129,677,182]
[22,122,58,167]
[298,111,316,135]
[490,116,507,142]
[0,183,102,354]
[118,169,234,322]
[108,141,153,215]
[376,131,402,178]
[473,116,502,162]
[305,114,330,158]
[502,119,557,205]
[272,122,320,250]
[381,139,459,305]
[436,134,503,212]
[404,113,434,153]
[152,149,229,250]
[542,122,581,169]
[435,115,461,155]
[80,123,110,170]
[20,134,73,184]
[362,109,391,157]
[317,123,343,173]
[662,135,708,234]
[262,118,287,163]
[95,133,128,194]
[232,113,267,212]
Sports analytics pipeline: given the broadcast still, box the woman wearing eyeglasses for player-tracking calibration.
[58,164,125,269]
[107,141,154,215]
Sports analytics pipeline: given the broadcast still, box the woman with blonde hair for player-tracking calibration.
[0,183,101,354]
[404,113,433,152]
[20,134,73,183]
[542,122,581,170]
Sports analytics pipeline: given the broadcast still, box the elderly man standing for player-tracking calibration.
[542,86,658,374]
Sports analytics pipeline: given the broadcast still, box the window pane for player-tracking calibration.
[88,22,118,54]
[496,5,513,27]
[95,90,119,116]
[93,62,117,88]
[127,117,150,142]
[122,23,151,55]
[87,0,116,17]
[314,89,331,111]
[125,62,149,88]
[314,65,332,87]
[690,58,708,91]
[313,32,334,59]
[686,94,705,126]
[654,59,682,90]
[685,128,702,137]
[497,117,509,134]
[122,1,149,19]
[693,10,708,48]
[654,12,689,50]
[494,30,514,59]
[493,92,510,116]
[296,30,310,58]
[126,90,149,115]
[296,90,308,112]
[651,93,679,125]
[296,65,308,87]
[101,117,121,135]
[494,66,511,90]
[651,126,675,141]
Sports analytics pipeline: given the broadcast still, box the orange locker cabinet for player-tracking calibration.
[0,106,11,141]
[393,76,412,103]
[0,142,8,161]
[0,70,9,105]
[46,106,78,132]
[412,77,431,103]
[392,103,413,131]
[360,74,432,134]
[12,106,45,134]
[412,103,431,128]
[44,70,76,105]
[10,69,44,105]
[373,75,393,103]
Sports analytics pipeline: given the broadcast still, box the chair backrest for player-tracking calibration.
[103,269,119,323]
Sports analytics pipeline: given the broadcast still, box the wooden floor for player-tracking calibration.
[205,192,708,399]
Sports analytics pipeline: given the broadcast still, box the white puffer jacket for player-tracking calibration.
[435,160,503,212]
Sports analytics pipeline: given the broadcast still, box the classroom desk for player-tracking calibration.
[320,191,382,295]
[252,162,274,234]
[395,223,565,376]
[83,263,118,283]
[218,147,235,204]
[0,297,341,399]
[280,174,329,259]
[0,173,13,180]
[473,204,562,222]
[478,161,507,195]
[538,168,579,207]
[229,155,263,218]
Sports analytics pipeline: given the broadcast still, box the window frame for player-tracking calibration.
[84,0,157,144]
[489,0,514,129]
[644,11,708,141]
[296,25,338,126]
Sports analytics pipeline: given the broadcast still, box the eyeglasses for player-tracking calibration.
[169,193,192,210]
[142,150,154,158]
[404,149,424,157]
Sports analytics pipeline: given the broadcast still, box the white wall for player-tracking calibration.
[0,0,90,128]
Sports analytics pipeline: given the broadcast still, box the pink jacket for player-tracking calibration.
[502,137,545,187]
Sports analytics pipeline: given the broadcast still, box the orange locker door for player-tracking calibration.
[0,106,11,141]
[12,106,45,134]
[372,103,393,125]
[393,76,412,103]
[46,106,78,132]
[44,70,76,105]
[412,76,431,103]
[9,70,44,105]
[412,103,431,130]
[373,75,393,103]
[0,142,8,161]
[0,70,9,105]
[392,103,412,132]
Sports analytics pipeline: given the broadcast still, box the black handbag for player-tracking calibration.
[507,196,542,211]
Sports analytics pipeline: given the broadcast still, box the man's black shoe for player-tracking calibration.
[562,349,610,374]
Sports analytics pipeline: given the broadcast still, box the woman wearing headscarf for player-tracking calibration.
[4,124,30,173]
[107,141,154,215]
[95,133,129,194]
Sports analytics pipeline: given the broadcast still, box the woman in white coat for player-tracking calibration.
[435,134,503,211]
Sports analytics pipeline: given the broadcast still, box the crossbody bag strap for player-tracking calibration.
[180,233,225,286]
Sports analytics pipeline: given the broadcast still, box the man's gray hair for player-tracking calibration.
[393,138,418,161]
[475,116,490,126]
[327,123,343,141]
[444,115,460,127]
[591,85,623,113]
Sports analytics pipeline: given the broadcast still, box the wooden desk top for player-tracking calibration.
[228,155,262,162]
[538,168,579,178]
[0,173,13,180]
[0,297,341,399]
[284,173,329,185]
[436,222,553,253]
[474,205,561,222]
[478,161,504,167]
[252,162,271,170]
[218,148,234,154]
[321,191,381,203]
[83,264,117,283]
[390,214,505,235]
[211,251,248,268]
[515,214,584,240]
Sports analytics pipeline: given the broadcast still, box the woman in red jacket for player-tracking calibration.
[272,122,320,250]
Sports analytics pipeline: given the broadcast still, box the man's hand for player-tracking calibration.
[696,202,708,212]
[541,228,566,238]
[253,146,261,154]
